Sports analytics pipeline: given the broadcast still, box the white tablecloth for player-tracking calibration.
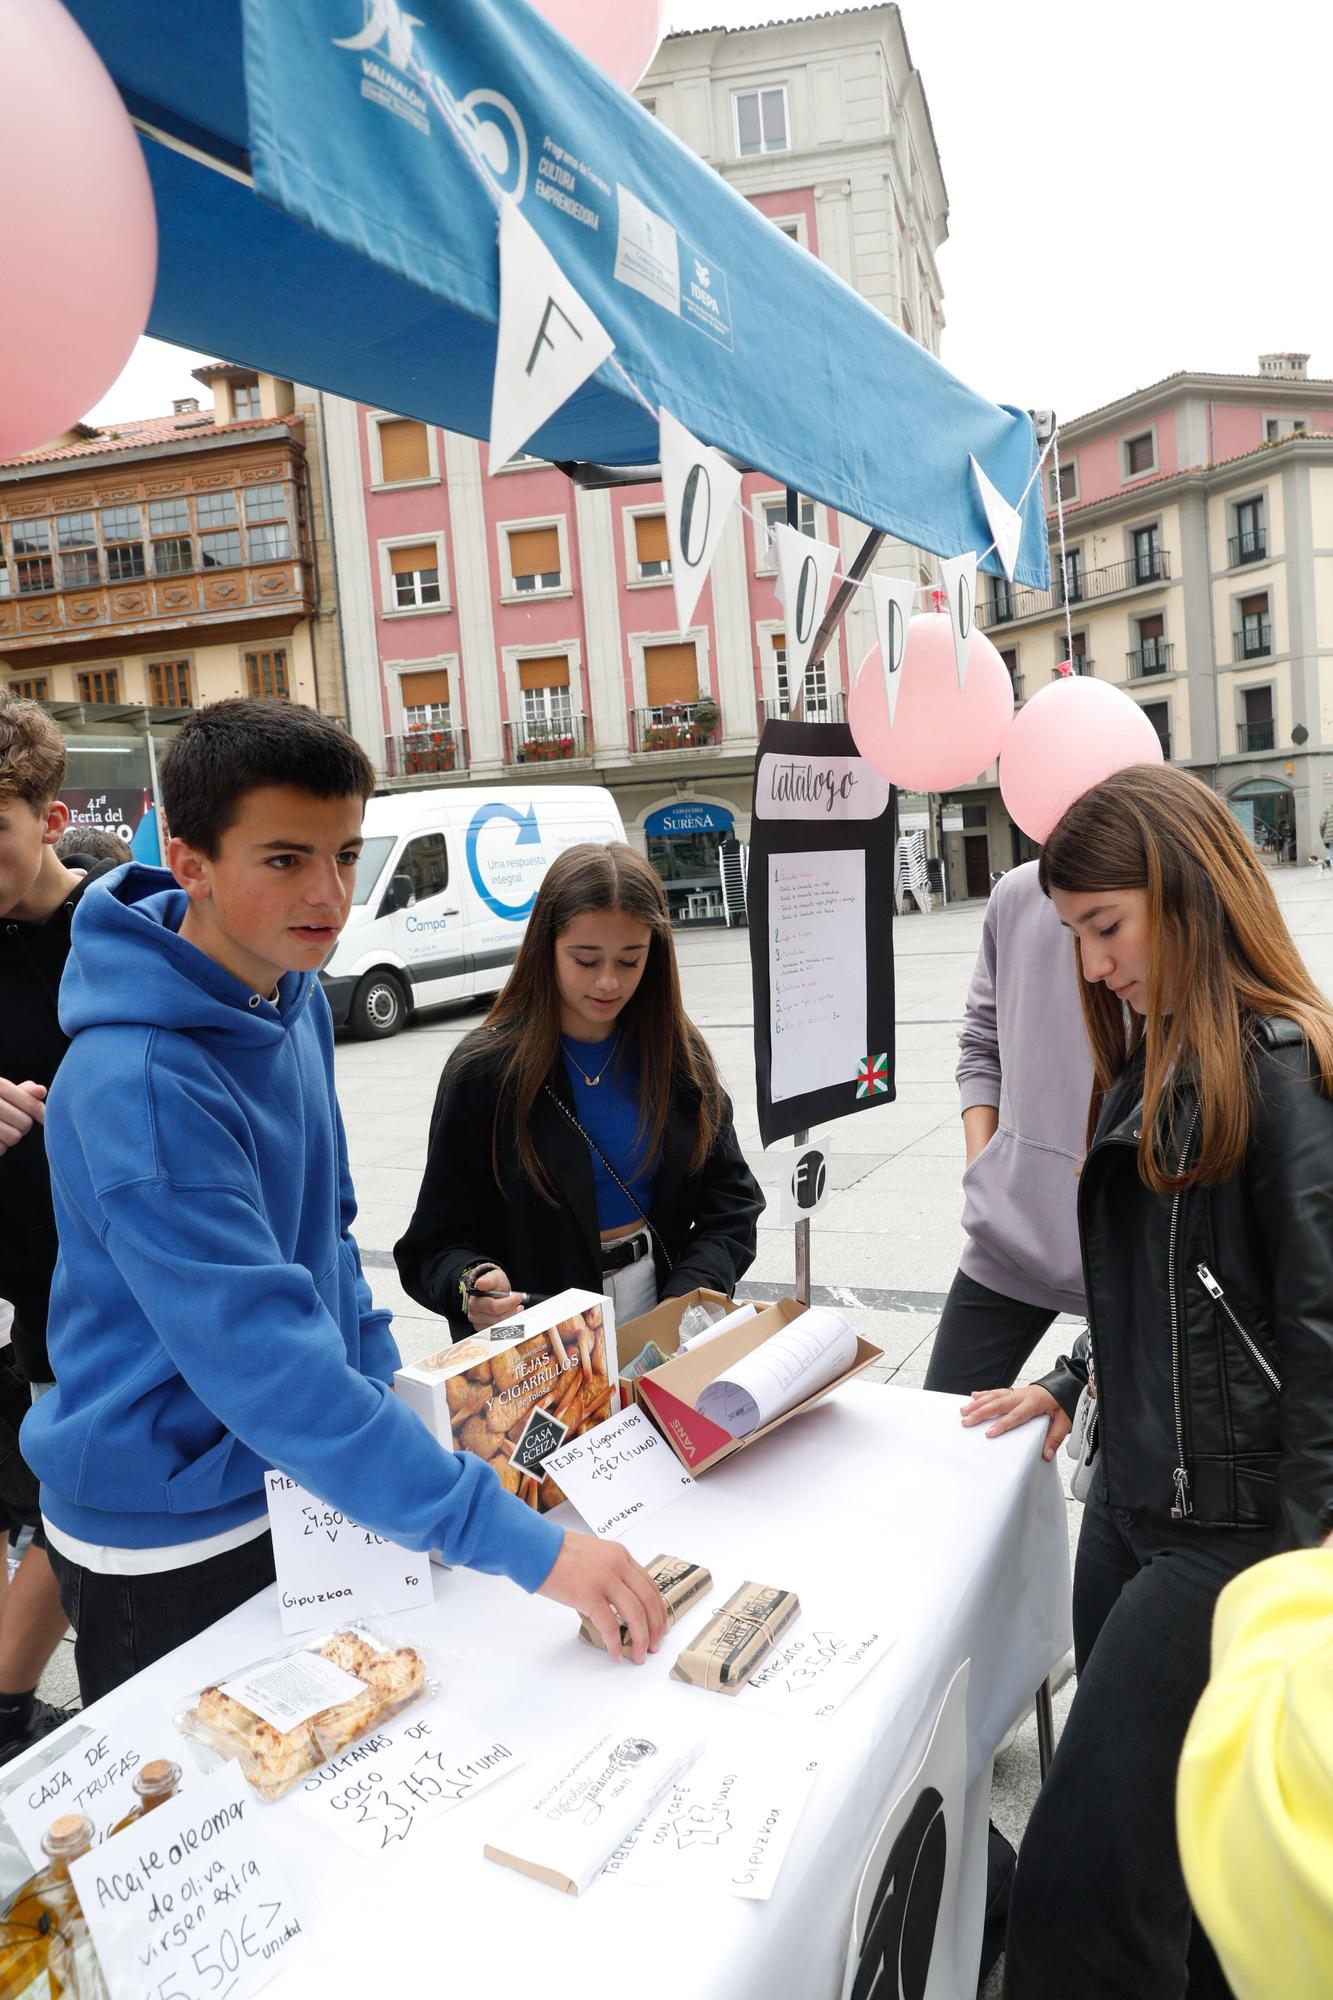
[33,1385,1072,1998]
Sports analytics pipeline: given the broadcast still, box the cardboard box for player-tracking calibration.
[394,1287,616,1516]
[616,1287,734,1395]
[633,1297,880,1476]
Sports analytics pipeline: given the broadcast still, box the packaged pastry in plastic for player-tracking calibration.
[174,1624,433,1801]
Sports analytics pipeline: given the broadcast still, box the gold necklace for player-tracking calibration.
[562,1030,620,1086]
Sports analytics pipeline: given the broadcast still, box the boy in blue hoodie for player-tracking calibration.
[24,699,664,1701]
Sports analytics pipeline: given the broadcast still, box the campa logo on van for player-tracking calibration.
[333,0,530,196]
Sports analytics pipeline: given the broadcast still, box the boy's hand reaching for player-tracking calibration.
[538,1533,668,1663]
[0,1078,46,1154]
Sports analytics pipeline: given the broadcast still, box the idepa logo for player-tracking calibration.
[333,0,530,197]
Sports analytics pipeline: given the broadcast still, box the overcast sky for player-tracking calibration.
[88,0,1330,428]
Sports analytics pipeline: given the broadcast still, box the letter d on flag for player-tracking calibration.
[660,409,741,631]
[870,575,916,728]
[488,201,615,470]
[940,552,977,692]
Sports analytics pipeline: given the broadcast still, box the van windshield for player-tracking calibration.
[351,837,395,905]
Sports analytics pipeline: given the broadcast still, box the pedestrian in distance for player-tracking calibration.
[1320,796,1333,870]
[395,841,764,1340]
[961,763,1333,2000]
[25,700,666,1704]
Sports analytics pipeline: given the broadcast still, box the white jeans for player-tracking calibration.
[602,1240,659,1331]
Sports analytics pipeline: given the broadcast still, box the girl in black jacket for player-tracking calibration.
[395,842,763,1342]
[960,764,1333,2000]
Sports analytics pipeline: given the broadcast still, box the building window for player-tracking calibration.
[61,548,99,588]
[734,85,789,156]
[772,630,828,715]
[518,656,573,736]
[1140,701,1171,759]
[1061,549,1084,603]
[245,649,290,700]
[233,379,262,419]
[8,520,49,554]
[15,556,55,594]
[1131,523,1162,583]
[244,484,286,523]
[1048,461,1078,505]
[153,536,193,576]
[248,521,291,561]
[195,490,238,529]
[376,418,433,485]
[762,497,816,543]
[1231,497,1266,565]
[400,667,451,732]
[147,658,192,707]
[633,514,671,580]
[1237,591,1271,660]
[200,529,242,569]
[1067,631,1090,672]
[507,524,562,593]
[76,668,121,704]
[1265,415,1307,441]
[1122,430,1156,478]
[56,511,95,548]
[389,543,442,608]
[100,505,141,541]
[147,497,190,535]
[7,677,48,700]
[644,640,699,711]
[106,541,146,582]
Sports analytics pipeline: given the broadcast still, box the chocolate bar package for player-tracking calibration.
[484,1727,703,1895]
[671,1581,801,1695]
[578,1554,713,1654]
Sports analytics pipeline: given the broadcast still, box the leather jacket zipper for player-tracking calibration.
[1196,1265,1282,1394]
[1168,1108,1200,1518]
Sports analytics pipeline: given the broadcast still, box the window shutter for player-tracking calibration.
[634,514,670,564]
[508,526,561,577]
[389,543,436,575]
[1240,593,1268,617]
[644,641,698,706]
[518,655,569,691]
[401,668,450,705]
[378,420,431,483]
[1138,614,1164,641]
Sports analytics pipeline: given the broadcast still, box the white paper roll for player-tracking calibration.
[694,1308,859,1438]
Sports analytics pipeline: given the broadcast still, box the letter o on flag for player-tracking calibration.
[680,463,711,569]
[955,570,973,639]
[795,553,818,642]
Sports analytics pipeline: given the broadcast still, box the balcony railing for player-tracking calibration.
[383,727,469,779]
[1127,641,1174,678]
[757,692,845,725]
[0,558,314,652]
[1233,620,1272,661]
[629,702,721,753]
[978,551,1171,629]
[1228,529,1267,567]
[503,714,593,765]
[1238,720,1275,753]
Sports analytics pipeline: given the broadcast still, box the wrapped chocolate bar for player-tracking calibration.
[578,1554,713,1654]
[671,1581,801,1695]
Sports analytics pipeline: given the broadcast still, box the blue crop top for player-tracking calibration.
[560,1033,659,1230]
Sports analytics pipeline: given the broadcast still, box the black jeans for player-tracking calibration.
[923,1269,1060,1396]
[48,1531,276,1707]
[1003,1491,1267,1999]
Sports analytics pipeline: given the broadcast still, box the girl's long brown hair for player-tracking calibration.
[1038,763,1333,1192]
[469,842,725,1202]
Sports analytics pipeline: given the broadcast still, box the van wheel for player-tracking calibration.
[349,971,407,1040]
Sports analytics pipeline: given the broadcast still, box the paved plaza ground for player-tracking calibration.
[34,863,1333,1989]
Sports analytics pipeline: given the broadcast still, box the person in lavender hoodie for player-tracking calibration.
[924,860,1091,1398]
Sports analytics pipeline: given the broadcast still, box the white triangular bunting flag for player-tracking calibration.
[659,409,742,630]
[870,575,916,728]
[773,521,840,682]
[970,455,1024,583]
[940,552,977,691]
[488,201,615,469]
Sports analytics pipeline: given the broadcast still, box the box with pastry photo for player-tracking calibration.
[394,1289,617,1525]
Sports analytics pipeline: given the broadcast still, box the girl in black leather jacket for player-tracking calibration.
[959,764,1333,2000]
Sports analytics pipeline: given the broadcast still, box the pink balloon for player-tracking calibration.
[0,0,156,458]
[999,675,1165,843]
[531,0,670,91]
[847,613,1016,791]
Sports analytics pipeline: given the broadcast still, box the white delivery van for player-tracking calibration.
[321,785,626,1038]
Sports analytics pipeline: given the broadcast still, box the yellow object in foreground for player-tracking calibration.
[1177,1549,1333,2000]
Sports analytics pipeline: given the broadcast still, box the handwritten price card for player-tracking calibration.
[263,1470,434,1634]
[605,1744,819,1900]
[70,1763,303,2000]
[741,1622,897,1719]
[543,1405,695,1540]
[290,1698,522,1858]
[4,1700,177,1868]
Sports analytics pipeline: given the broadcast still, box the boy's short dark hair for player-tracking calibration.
[0,699,66,809]
[160,699,376,856]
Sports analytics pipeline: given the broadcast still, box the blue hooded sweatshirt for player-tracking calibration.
[23,866,562,1591]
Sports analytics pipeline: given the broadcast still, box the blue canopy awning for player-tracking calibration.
[66,0,1049,587]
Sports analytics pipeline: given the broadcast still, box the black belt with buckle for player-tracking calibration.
[602,1229,650,1274]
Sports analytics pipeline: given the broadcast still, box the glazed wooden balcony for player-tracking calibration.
[0,559,315,652]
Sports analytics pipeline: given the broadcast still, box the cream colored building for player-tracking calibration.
[942,355,1333,894]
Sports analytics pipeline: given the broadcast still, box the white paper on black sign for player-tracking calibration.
[970,455,1025,583]
[940,551,977,691]
[264,1470,434,1636]
[772,520,839,683]
[869,574,916,729]
[488,200,615,469]
[659,408,742,631]
[71,1763,304,2000]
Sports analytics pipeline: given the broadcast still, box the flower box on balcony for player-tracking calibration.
[519,737,575,762]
